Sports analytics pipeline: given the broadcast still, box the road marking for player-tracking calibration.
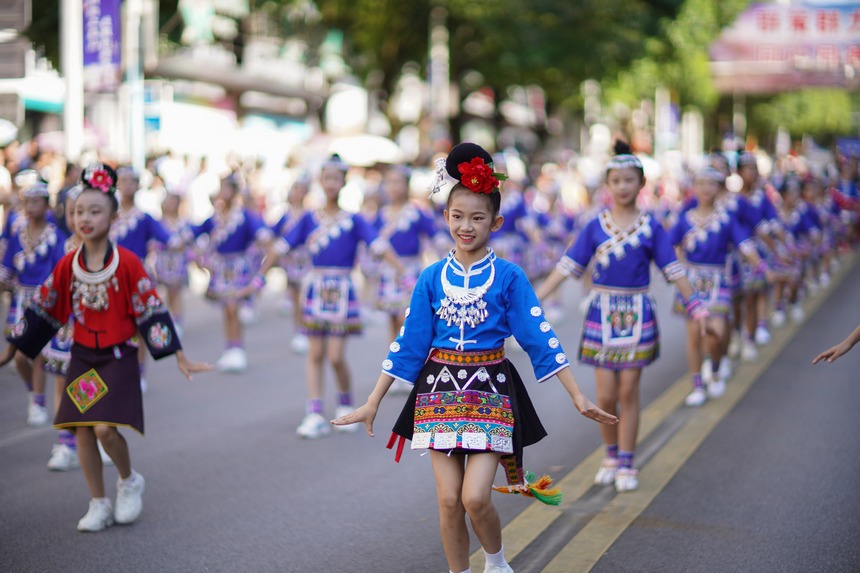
[471,254,856,573]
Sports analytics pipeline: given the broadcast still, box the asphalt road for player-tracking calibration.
[6,259,856,573]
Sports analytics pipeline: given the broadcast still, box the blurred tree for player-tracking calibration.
[750,89,857,143]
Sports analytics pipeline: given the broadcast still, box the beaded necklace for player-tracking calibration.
[437,249,495,350]
[71,244,120,319]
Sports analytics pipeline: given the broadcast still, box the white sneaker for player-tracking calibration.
[140,377,148,394]
[484,564,514,573]
[754,326,772,346]
[27,400,49,427]
[820,272,831,288]
[296,412,331,439]
[290,334,309,355]
[770,309,786,328]
[174,323,184,339]
[728,331,741,358]
[718,356,732,381]
[707,378,726,399]
[238,304,257,325]
[741,340,759,362]
[98,441,115,466]
[77,498,114,532]
[47,444,80,471]
[333,405,360,433]
[790,304,805,324]
[701,358,714,385]
[685,387,708,407]
[594,457,619,485]
[615,468,639,492]
[216,348,247,373]
[115,471,145,525]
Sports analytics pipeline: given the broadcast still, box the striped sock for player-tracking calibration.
[618,451,635,469]
[32,393,46,408]
[59,430,76,450]
[337,392,352,407]
[693,373,705,390]
[306,398,323,415]
[606,444,619,459]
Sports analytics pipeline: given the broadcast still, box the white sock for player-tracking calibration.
[484,545,506,567]
[450,569,471,573]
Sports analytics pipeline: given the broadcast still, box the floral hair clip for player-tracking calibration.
[428,157,448,198]
[457,157,507,195]
[81,162,117,193]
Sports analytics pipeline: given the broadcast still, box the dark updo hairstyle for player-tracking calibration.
[778,174,802,197]
[604,139,645,184]
[80,161,119,212]
[444,142,502,217]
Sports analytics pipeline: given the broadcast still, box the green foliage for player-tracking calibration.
[751,89,856,140]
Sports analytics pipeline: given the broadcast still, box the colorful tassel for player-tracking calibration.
[492,471,563,506]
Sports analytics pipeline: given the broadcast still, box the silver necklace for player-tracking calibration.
[71,244,120,315]
[437,251,494,349]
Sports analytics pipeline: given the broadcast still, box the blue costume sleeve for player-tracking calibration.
[381,268,436,384]
[0,233,18,285]
[557,217,596,278]
[649,219,685,282]
[145,214,171,245]
[283,212,312,249]
[668,215,686,247]
[245,210,273,242]
[504,265,570,382]
[191,218,214,238]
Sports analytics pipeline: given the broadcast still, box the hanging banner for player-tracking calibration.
[710,2,860,94]
[83,0,121,92]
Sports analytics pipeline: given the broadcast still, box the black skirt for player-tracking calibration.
[390,347,546,484]
[54,342,144,435]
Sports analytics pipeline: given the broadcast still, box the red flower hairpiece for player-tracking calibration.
[82,163,114,193]
[457,157,507,194]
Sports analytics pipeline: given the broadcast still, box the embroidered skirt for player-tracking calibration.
[391,347,546,471]
[489,233,525,267]
[206,253,255,301]
[42,319,73,375]
[301,268,362,336]
[673,264,731,318]
[579,290,659,370]
[54,341,144,435]
[5,286,37,337]
[741,240,771,293]
[375,256,421,315]
[154,249,190,288]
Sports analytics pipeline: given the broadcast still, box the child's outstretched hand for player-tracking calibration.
[0,344,16,369]
[332,402,378,437]
[175,350,213,381]
[812,341,853,365]
[572,392,618,425]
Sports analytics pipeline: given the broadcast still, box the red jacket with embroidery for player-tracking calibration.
[7,245,181,359]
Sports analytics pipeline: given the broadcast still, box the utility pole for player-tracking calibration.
[62,0,84,161]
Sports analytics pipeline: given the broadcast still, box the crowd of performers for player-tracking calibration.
[1,139,858,563]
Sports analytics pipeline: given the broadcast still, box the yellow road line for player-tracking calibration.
[543,254,856,573]
[468,254,856,572]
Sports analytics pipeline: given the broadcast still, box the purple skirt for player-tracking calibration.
[579,290,659,370]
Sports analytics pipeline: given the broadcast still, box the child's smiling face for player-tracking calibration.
[444,189,503,262]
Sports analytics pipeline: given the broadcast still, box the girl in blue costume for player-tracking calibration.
[371,165,441,343]
[0,179,67,427]
[537,140,708,493]
[270,174,311,354]
[669,167,768,407]
[250,154,404,439]
[333,142,616,573]
[153,190,193,336]
[772,176,822,326]
[192,171,273,373]
[735,153,786,361]
[113,166,173,391]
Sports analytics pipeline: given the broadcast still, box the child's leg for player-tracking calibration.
[31,354,47,396]
[167,286,183,324]
[76,427,106,498]
[94,425,131,480]
[706,318,727,364]
[743,292,757,338]
[388,313,404,344]
[594,367,620,448]
[14,351,33,390]
[305,336,325,412]
[685,319,703,376]
[224,301,242,347]
[461,453,505,555]
[327,335,351,398]
[617,368,642,455]
[289,285,302,331]
[430,451,469,573]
